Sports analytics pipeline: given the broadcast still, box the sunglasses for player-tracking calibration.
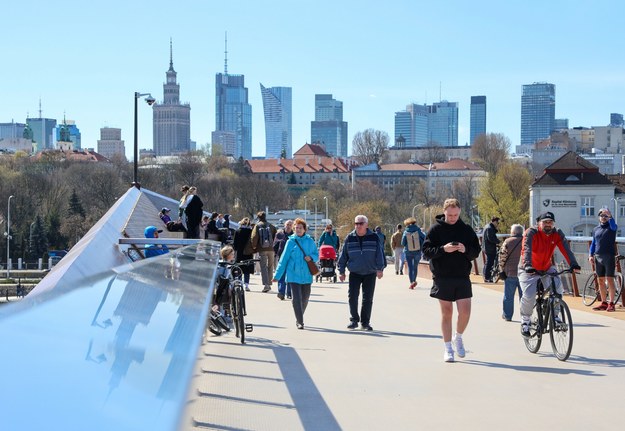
[354,221,365,225]
[599,214,609,218]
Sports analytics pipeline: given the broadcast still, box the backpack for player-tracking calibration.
[258,224,273,249]
[406,231,421,252]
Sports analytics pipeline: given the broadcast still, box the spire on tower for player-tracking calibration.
[224,31,228,75]
[168,37,174,72]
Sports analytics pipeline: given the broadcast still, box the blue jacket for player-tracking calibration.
[318,230,340,250]
[401,224,425,254]
[589,217,617,256]
[338,229,386,275]
[273,234,319,284]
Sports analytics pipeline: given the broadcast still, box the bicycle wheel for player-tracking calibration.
[523,303,542,353]
[550,300,573,361]
[581,273,599,306]
[234,288,246,344]
[614,272,623,305]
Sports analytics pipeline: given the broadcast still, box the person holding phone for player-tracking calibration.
[422,198,481,362]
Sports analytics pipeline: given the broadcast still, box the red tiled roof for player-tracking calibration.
[293,143,329,158]
[246,156,350,174]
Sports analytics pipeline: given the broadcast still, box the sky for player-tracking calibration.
[4,1,625,160]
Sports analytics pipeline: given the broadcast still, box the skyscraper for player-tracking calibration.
[27,117,56,151]
[213,36,252,159]
[260,84,292,158]
[394,103,428,147]
[153,40,191,156]
[0,121,27,140]
[521,82,555,146]
[469,96,486,145]
[428,101,458,147]
[55,119,81,150]
[310,94,348,157]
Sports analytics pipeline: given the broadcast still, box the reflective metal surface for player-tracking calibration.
[0,242,220,431]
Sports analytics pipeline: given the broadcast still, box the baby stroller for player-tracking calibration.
[316,245,337,283]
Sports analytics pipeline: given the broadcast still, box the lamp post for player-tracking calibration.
[313,198,318,240]
[133,92,155,188]
[6,195,13,278]
[323,196,328,222]
[412,203,424,221]
[303,196,307,224]
[471,205,478,230]
[612,197,621,225]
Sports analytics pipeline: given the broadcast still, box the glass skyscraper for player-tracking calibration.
[260,84,292,158]
[310,94,348,157]
[469,96,486,145]
[521,82,555,146]
[27,117,57,151]
[428,101,458,147]
[394,104,428,147]
[214,73,252,160]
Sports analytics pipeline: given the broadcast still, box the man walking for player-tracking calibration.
[482,216,500,282]
[251,211,277,293]
[391,224,404,275]
[338,215,386,331]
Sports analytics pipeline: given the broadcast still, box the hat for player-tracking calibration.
[144,226,163,238]
[161,207,171,213]
[537,211,555,222]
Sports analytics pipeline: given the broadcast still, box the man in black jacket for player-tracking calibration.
[482,216,500,283]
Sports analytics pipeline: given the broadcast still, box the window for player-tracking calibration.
[581,196,594,217]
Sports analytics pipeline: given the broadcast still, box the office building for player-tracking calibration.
[521,82,555,146]
[428,101,458,147]
[394,104,428,147]
[27,117,57,151]
[153,41,191,156]
[469,96,486,145]
[54,119,81,150]
[260,84,292,158]
[97,127,125,159]
[0,121,27,140]
[554,118,569,130]
[610,113,624,127]
[310,94,348,157]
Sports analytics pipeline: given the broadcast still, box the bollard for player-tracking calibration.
[18,257,22,270]
[38,258,43,270]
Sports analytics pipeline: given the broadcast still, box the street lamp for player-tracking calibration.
[303,196,307,224]
[612,197,621,224]
[323,196,328,222]
[5,195,13,278]
[412,203,424,220]
[133,91,156,188]
[313,198,318,240]
[471,205,478,230]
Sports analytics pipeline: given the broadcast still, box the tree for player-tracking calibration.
[352,129,389,165]
[29,215,48,259]
[471,133,511,175]
[425,144,448,163]
[68,188,86,218]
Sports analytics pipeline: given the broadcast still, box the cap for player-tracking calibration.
[144,226,163,238]
[161,207,171,213]
[537,211,555,222]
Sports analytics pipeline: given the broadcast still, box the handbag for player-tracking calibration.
[294,238,321,276]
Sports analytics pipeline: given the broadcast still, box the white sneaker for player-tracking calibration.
[453,336,466,358]
[444,349,454,362]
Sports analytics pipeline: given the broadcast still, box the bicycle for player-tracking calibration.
[581,255,624,306]
[216,259,257,344]
[523,267,575,361]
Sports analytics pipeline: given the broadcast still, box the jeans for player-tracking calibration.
[289,282,311,325]
[405,251,421,283]
[278,272,291,296]
[484,252,496,281]
[502,276,522,320]
[258,250,275,288]
[348,272,377,326]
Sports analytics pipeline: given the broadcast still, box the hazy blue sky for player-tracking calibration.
[4,1,625,159]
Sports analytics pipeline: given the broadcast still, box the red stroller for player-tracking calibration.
[316,245,338,283]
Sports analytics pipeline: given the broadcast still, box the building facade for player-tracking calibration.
[394,104,428,148]
[0,122,27,140]
[469,96,486,145]
[394,101,458,148]
[310,94,348,157]
[214,73,252,160]
[55,119,81,150]
[428,101,458,147]
[153,42,191,156]
[97,127,125,159]
[521,82,555,146]
[260,84,292,159]
[27,117,57,151]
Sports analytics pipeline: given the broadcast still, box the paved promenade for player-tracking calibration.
[182,268,625,431]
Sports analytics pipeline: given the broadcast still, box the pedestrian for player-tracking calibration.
[589,208,618,312]
[482,216,501,282]
[422,198,481,362]
[233,217,254,291]
[183,186,204,239]
[498,224,524,321]
[251,211,277,293]
[338,215,386,331]
[274,219,294,300]
[317,224,340,252]
[374,226,386,252]
[402,217,425,289]
[143,226,169,258]
[391,224,404,275]
[273,218,319,329]
[178,185,190,234]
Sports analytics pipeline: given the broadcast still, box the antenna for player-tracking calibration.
[224,31,228,75]
[169,37,173,69]
[39,98,42,118]
[439,81,442,102]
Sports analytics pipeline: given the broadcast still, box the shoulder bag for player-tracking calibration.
[294,238,320,276]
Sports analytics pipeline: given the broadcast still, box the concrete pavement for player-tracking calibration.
[182,267,625,431]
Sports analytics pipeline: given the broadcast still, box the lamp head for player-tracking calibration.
[145,96,156,106]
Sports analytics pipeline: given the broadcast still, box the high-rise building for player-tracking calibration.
[0,121,27,140]
[469,96,486,145]
[153,41,191,156]
[97,127,125,159]
[521,82,555,146]
[260,84,292,158]
[55,119,81,150]
[554,118,569,130]
[310,94,348,157]
[428,101,458,147]
[610,113,624,127]
[394,104,428,147]
[213,36,252,159]
[27,117,57,151]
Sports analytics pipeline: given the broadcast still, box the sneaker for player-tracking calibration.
[245,286,251,292]
[286,295,292,299]
[593,301,608,311]
[262,286,271,293]
[444,349,454,362]
[409,282,416,290]
[607,302,616,312]
[277,293,285,300]
[396,270,399,275]
[502,314,512,322]
[453,336,466,358]
[521,323,531,338]
[296,323,304,330]
[399,271,403,275]
[361,324,373,331]
[347,321,358,329]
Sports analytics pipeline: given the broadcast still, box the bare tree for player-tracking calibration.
[471,133,511,174]
[425,144,448,163]
[352,129,389,165]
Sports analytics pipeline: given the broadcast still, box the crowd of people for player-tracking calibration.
[141,191,620,362]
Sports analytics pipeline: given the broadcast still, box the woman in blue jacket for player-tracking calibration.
[273,218,319,329]
[402,217,425,289]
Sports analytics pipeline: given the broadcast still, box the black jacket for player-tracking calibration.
[185,195,204,226]
[482,222,500,255]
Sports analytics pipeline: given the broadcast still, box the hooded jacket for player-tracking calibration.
[273,234,319,284]
[401,223,425,254]
[422,214,480,278]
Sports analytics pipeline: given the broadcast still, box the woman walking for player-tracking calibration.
[233,217,254,291]
[273,218,319,329]
[402,217,425,289]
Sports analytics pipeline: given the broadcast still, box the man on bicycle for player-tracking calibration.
[519,211,580,337]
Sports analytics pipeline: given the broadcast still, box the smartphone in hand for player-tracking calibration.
[451,241,459,246]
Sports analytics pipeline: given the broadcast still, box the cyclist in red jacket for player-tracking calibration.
[519,212,580,337]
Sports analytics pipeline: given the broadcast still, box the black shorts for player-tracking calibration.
[430,276,473,301]
[595,254,616,277]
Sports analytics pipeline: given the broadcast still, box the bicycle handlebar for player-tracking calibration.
[221,259,260,268]
[533,267,575,277]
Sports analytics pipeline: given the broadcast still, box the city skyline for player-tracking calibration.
[4,1,625,160]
